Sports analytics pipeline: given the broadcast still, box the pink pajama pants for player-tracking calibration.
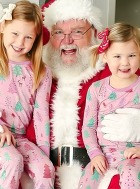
[0,138,55,189]
[78,145,140,189]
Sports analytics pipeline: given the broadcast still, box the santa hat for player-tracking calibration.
[42,0,102,32]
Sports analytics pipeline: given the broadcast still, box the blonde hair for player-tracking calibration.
[0,0,46,91]
[91,22,140,67]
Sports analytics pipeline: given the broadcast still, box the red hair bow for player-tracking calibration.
[98,28,110,54]
[42,0,55,9]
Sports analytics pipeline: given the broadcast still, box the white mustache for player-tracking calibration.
[60,44,78,51]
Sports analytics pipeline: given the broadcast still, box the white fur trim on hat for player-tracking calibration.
[43,0,102,32]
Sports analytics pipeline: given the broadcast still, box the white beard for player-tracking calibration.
[43,42,92,80]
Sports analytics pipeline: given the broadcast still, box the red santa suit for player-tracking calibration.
[48,59,122,189]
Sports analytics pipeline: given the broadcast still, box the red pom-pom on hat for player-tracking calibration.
[42,0,55,45]
[42,26,50,45]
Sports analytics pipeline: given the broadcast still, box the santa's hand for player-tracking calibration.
[101,108,140,142]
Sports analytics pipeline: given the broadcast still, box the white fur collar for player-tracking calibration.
[51,60,105,148]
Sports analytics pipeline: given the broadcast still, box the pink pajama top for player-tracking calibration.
[0,60,52,155]
[83,76,140,159]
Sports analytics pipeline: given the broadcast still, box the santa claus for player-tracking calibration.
[26,0,140,189]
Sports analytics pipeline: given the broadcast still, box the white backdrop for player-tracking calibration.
[94,0,116,28]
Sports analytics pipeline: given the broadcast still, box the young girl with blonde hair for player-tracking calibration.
[79,23,140,189]
[0,1,54,188]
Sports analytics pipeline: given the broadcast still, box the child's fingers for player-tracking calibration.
[124,148,129,158]
[100,163,107,175]
[131,154,137,159]
[95,162,106,175]
[0,135,6,147]
[6,134,12,146]
[124,148,138,159]
[94,164,103,175]
[0,133,15,147]
[0,125,4,133]
[91,165,95,174]
[11,135,16,146]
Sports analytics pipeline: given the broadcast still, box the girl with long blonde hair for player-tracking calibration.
[0,1,54,188]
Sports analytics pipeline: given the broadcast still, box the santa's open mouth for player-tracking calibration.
[61,49,77,55]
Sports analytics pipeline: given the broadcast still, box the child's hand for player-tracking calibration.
[91,155,109,175]
[124,147,140,159]
[0,125,16,147]
[0,124,4,133]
